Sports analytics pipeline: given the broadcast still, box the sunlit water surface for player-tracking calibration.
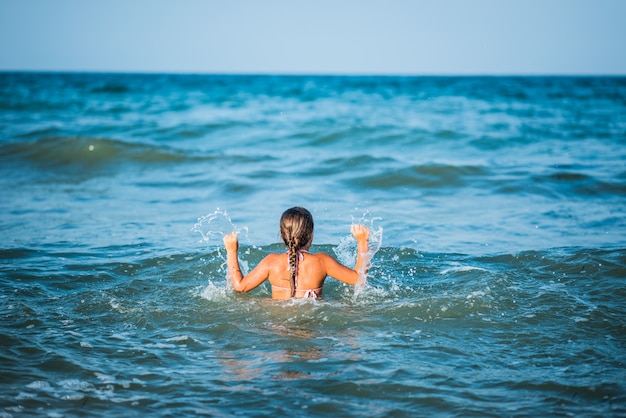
[1,73,625,417]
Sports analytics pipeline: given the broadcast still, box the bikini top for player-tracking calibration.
[271,285,321,299]
[271,249,321,298]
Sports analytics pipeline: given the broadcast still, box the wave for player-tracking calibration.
[532,171,626,197]
[348,163,489,190]
[344,160,626,198]
[6,243,623,304]
[4,244,624,345]
[492,169,626,198]
[0,136,221,180]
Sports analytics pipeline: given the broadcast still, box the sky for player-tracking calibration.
[1,0,625,75]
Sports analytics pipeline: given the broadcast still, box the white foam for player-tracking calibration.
[59,379,94,391]
[165,335,189,342]
[26,380,52,390]
[95,373,116,383]
[466,290,487,299]
[16,391,37,400]
[150,343,177,349]
[440,265,488,275]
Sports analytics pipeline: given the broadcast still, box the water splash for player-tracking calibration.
[199,280,232,302]
[192,209,252,297]
[333,210,383,298]
[191,209,245,246]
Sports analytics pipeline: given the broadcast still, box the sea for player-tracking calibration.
[1,72,625,417]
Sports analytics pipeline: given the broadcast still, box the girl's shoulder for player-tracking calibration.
[264,253,284,263]
[307,252,335,265]
[310,251,332,258]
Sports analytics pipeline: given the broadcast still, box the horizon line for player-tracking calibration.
[1,69,625,78]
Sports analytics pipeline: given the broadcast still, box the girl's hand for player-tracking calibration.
[223,232,239,253]
[350,224,370,243]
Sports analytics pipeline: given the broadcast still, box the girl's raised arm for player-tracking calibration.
[223,232,269,293]
[322,224,370,285]
[351,224,370,276]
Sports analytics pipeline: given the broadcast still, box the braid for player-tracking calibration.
[287,239,298,297]
[280,207,314,298]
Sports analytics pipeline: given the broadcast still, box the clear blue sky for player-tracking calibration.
[1,0,625,75]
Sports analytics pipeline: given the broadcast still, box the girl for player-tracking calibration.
[223,207,370,299]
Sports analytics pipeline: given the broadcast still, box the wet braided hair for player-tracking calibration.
[280,207,314,297]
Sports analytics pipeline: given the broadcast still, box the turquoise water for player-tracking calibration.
[1,73,626,416]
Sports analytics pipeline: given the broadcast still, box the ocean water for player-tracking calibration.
[1,73,626,417]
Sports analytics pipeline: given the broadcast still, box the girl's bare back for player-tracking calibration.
[223,207,370,299]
